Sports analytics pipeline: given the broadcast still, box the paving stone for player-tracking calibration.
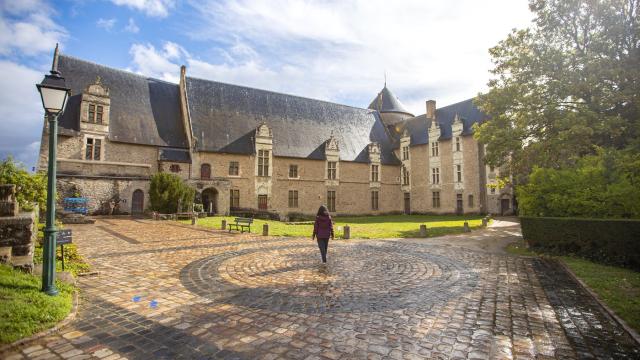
[1,219,638,360]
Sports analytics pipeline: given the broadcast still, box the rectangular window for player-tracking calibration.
[456,164,462,183]
[289,165,298,178]
[468,194,474,207]
[288,190,299,208]
[327,161,337,180]
[402,166,410,186]
[327,190,336,212]
[258,195,268,210]
[371,191,379,210]
[258,150,269,176]
[489,165,495,173]
[402,146,409,160]
[85,138,101,160]
[371,164,379,182]
[432,191,441,208]
[491,187,496,194]
[230,189,240,208]
[431,142,439,157]
[88,104,95,123]
[229,161,239,176]
[431,167,440,184]
[96,105,103,124]
[455,137,461,152]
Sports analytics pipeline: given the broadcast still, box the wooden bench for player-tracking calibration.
[228,217,253,233]
[175,212,195,220]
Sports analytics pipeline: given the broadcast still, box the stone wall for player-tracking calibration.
[0,185,36,272]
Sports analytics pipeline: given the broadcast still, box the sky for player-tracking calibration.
[0,0,533,170]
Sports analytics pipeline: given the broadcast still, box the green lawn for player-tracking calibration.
[187,214,485,239]
[0,264,74,344]
[505,240,640,333]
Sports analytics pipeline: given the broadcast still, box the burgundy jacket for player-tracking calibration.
[313,215,334,239]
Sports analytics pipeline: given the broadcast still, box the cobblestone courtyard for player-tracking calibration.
[2,219,639,359]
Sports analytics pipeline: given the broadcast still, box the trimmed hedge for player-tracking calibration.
[520,217,640,270]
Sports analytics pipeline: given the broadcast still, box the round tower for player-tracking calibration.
[368,85,414,127]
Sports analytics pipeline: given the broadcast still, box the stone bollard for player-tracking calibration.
[263,223,269,236]
[419,224,428,238]
[482,217,488,227]
[463,221,471,232]
[221,219,227,230]
[343,225,350,240]
[191,216,197,225]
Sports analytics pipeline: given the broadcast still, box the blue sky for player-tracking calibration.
[0,0,532,169]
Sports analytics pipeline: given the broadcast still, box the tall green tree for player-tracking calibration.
[148,173,195,213]
[475,0,640,183]
[0,157,47,211]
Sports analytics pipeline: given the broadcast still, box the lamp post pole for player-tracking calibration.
[37,44,70,296]
[42,112,59,296]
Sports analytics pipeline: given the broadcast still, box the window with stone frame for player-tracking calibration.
[371,164,379,182]
[431,141,439,157]
[327,190,336,212]
[402,166,410,186]
[288,190,299,208]
[327,161,337,180]
[455,137,461,152]
[258,150,269,176]
[468,194,474,207]
[431,167,440,184]
[169,164,181,173]
[456,164,462,182]
[491,187,496,194]
[200,163,211,179]
[85,137,101,160]
[402,146,409,160]
[229,161,239,176]
[371,190,379,210]
[87,104,104,124]
[289,165,298,178]
[230,189,240,208]
[432,191,441,208]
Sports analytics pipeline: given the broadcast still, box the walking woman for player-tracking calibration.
[312,205,334,263]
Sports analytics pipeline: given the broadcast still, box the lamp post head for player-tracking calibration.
[36,45,70,116]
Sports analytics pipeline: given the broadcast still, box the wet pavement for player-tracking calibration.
[1,218,638,359]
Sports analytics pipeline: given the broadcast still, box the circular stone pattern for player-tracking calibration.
[180,241,478,314]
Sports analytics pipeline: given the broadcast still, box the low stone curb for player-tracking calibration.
[557,259,640,346]
[0,287,80,354]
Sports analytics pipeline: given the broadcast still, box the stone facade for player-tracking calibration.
[0,185,36,272]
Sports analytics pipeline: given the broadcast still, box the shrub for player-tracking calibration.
[148,173,195,213]
[521,216,640,270]
[0,157,47,211]
[517,149,640,218]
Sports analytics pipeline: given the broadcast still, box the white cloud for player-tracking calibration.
[124,17,140,33]
[97,17,117,31]
[0,13,67,56]
[129,42,181,82]
[110,0,175,18]
[179,0,533,113]
[0,61,45,169]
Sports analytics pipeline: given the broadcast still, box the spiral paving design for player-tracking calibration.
[180,241,478,313]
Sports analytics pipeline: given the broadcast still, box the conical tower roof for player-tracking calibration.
[368,86,413,116]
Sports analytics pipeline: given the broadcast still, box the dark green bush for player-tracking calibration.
[0,157,47,211]
[148,173,195,213]
[521,216,640,270]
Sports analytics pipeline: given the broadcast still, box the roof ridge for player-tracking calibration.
[438,97,476,109]
[185,75,374,113]
[58,53,179,86]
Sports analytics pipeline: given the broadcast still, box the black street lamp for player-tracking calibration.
[36,44,70,296]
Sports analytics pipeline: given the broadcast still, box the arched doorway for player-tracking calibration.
[202,188,218,215]
[132,189,144,214]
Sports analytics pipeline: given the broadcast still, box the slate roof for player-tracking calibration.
[186,77,400,165]
[56,55,188,148]
[158,148,191,163]
[367,86,413,116]
[399,98,489,146]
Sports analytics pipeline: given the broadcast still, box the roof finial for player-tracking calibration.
[384,70,387,87]
[51,43,60,75]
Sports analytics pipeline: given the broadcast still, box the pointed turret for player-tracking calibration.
[368,85,414,127]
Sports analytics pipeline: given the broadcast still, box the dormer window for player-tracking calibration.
[431,142,439,157]
[402,146,409,160]
[87,104,104,124]
[455,137,461,152]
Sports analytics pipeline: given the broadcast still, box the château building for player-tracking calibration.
[38,48,514,217]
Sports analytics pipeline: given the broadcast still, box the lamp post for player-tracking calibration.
[36,46,70,296]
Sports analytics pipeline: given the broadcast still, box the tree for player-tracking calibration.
[475,0,640,183]
[0,157,47,211]
[148,173,195,213]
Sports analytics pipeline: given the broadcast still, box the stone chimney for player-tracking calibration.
[426,100,436,119]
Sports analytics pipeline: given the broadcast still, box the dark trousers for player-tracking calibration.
[316,238,329,263]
